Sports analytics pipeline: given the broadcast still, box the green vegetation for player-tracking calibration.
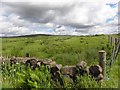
[1,34,119,88]
[1,55,119,88]
[2,35,112,66]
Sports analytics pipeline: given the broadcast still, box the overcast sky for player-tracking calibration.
[0,0,119,36]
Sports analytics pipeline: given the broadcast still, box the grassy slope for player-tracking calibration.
[2,35,109,65]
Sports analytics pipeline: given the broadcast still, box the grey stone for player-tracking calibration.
[76,61,87,69]
[61,66,77,77]
[89,65,103,78]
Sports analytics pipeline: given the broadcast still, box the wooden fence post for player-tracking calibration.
[110,36,112,46]
[119,38,120,52]
[115,38,118,45]
[113,37,115,46]
[99,50,106,80]
[108,35,110,43]
[114,38,118,51]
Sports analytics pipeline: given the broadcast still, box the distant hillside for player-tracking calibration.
[1,34,53,38]
[1,33,119,38]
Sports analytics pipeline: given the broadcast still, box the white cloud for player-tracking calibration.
[8,14,30,27]
[2,0,119,3]
[0,0,119,36]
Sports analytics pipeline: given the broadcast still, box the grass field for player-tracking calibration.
[2,35,112,65]
[1,34,119,88]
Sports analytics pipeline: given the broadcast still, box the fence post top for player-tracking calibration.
[99,50,106,53]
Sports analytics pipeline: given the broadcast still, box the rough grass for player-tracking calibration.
[1,34,119,88]
[2,35,111,66]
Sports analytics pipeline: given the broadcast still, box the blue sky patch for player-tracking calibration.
[106,3,118,8]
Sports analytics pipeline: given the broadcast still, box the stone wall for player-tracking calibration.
[0,56,104,83]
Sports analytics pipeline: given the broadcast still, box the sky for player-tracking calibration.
[0,0,120,36]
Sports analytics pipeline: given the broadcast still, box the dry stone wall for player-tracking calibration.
[0,56,104,83]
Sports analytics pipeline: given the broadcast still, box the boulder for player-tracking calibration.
[76,61,88,76]
[42,59,52,64]
[42,59,56,66]
[51,71,61,79]
[20,57,29,64]
[51,71,63,85]
[55,64,62,70]
[89,65,103,78]
[60,66,77,77]
[10,56,17,66]
[96,65,102,73]
[82,66,89,75]
[96,74,103,80]
[50,64,62,74]
[25,58,38,69]
[62,75,73,84]
[37,61,42,67]
[54,71,61,78]
[15,57,25,64]
[50,61,56,66]
[76,61,87,69]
